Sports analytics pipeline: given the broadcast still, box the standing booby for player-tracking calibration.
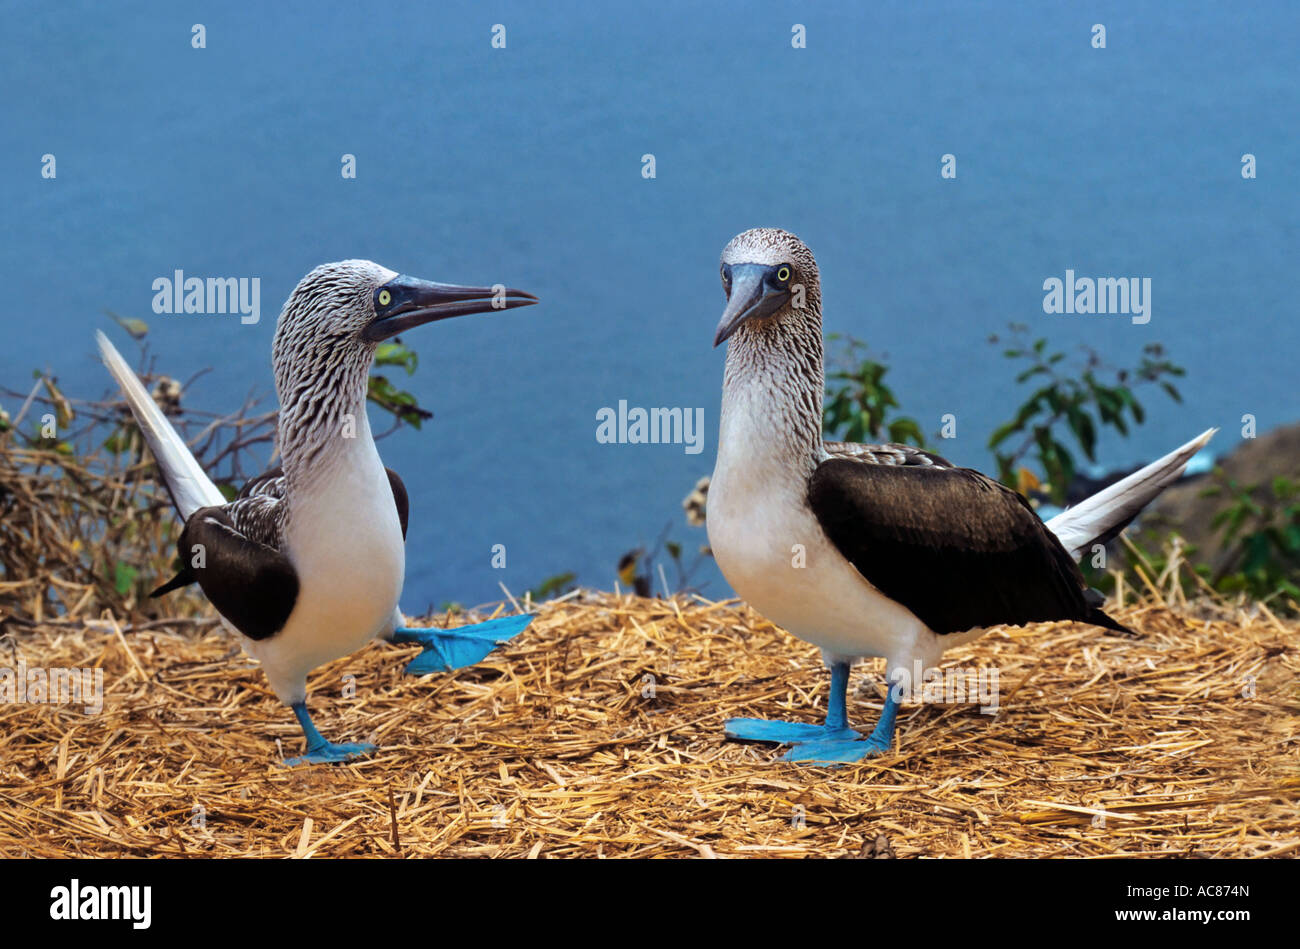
[707,228,1214,764]
[98,260,538,765]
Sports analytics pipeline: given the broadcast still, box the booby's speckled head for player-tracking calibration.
[271,260,537,455]
[274,259,538,353]
[714,228,820,347]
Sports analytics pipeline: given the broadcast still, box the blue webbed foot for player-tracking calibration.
[283,701,376,767]
[725,718,860,744]
[284,740,377,768]
[725,662,901,767]
[782,733,891,764]
[781,690,900,766]
[393,614,534,675]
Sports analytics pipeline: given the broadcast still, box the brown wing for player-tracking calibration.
[168,506,298,641]
[386,468,409,539]
[807,458,1129,635]
[152,464,408,614]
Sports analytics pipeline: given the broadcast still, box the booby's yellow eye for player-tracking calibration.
[378,289,392,307]
[776,266,791,284]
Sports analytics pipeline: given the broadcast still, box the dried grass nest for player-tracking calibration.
[0,591,1297,858]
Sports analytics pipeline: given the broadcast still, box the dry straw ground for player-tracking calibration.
[1,590,1297,858]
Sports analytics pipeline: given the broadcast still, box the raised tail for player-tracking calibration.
[96,331,224,520]
[1046,427,1217,559]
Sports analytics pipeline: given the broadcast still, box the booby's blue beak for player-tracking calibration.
[713,263,791,347]
[363,275,538,343]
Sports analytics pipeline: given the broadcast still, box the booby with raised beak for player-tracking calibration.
[707,227,1214,764]
[98,260,538,765]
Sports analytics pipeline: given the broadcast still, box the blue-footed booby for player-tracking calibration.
[97,260,538,765]
[707,227,1215,765]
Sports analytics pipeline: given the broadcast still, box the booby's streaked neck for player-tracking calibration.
[273,338,375,490]
[720,301,826,479]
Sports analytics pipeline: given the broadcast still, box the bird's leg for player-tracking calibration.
[865,690,900,750]
[282,701,377,767]
[390,613,535,676]
[823,660,851,730]
[783,688,900,765]
[724,661,862,746]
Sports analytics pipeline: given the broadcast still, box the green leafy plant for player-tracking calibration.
[104,308,149,340]
[368,341,433,430]
[655,531,710,595]
[987,324,1185,503]
[111,560,139,596]
[822,334,925,445]
[1201,474,1300,608]
[529,572,577,600]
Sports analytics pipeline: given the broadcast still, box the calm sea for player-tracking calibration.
[2,0,1296,608]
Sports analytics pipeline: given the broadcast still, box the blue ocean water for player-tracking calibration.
[2,1,1296,609]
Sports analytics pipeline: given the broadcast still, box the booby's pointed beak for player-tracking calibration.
[363,275,538,343]
[713,263,789,347]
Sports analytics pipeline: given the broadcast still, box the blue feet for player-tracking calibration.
[725,718,860,744]
[392,614,534,675]
[782,731,892,764]
[284,740,378,767]
[725,662,900,766]
[283,701,376,767]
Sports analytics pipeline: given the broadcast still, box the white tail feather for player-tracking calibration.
[95,331,224,520]
[1047,427,1217,559]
